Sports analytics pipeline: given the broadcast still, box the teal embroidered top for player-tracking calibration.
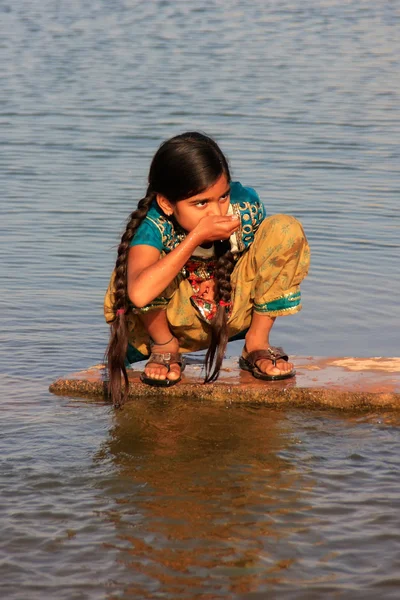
[130,181,266,255]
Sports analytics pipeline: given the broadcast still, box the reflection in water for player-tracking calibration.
[96,401,315,597]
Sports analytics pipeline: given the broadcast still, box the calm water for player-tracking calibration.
[1,1,400,598]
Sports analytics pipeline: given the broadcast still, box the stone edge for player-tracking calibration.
[49,378,400,410]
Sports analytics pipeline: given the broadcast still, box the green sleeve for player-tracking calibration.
[130,218,163,251]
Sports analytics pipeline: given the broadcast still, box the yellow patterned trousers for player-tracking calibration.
[104,214,310,357]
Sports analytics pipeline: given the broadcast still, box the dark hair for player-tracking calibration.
[105,131,234,406]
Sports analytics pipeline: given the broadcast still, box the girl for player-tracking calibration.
[105,132,310,406]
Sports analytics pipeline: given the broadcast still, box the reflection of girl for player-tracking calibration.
[97,401,306,596]
[104,132,310,405]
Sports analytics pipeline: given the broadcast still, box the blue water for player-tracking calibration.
[1,1,400,598]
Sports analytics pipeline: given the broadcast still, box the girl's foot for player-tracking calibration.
[143,336,182,383]
[244,335,294,377]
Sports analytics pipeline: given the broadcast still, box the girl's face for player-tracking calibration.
[157,173,231,235]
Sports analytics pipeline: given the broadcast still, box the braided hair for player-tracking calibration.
[105,189,156,407]
[105,132,232,406]
[204,240,236,383]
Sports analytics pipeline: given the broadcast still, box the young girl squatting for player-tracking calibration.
[104,132,310,406]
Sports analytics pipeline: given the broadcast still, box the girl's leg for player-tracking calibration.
[139,309,181,382]
[229,214,310,376]
[105,268,191,379]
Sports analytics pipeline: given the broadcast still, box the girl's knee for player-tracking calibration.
[260,214,306,242]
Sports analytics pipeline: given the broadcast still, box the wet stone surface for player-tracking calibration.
[49,356,400,410]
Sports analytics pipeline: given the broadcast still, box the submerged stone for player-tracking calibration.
[49,356,400,410]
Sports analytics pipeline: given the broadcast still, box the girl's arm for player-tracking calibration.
[127,214,239,307]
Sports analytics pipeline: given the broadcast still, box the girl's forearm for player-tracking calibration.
[128,230,202,307]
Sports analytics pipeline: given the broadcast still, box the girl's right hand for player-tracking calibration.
[193,214,240,244]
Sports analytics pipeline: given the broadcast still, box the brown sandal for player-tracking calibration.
[239,346,296,381]
[140,352,186,387]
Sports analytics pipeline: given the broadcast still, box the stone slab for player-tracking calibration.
[49,356,400,410]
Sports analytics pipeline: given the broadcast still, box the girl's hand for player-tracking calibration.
[192,214,240,244]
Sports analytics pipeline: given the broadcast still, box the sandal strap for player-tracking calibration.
[267,346,288,362]
[244,346,288,367]
[146,352,184,369]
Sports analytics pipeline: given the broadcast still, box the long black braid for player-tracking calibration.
[204,240,236,382]
[105,189,156,407]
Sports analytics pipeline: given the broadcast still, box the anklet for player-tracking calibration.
[151,335,174,346]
